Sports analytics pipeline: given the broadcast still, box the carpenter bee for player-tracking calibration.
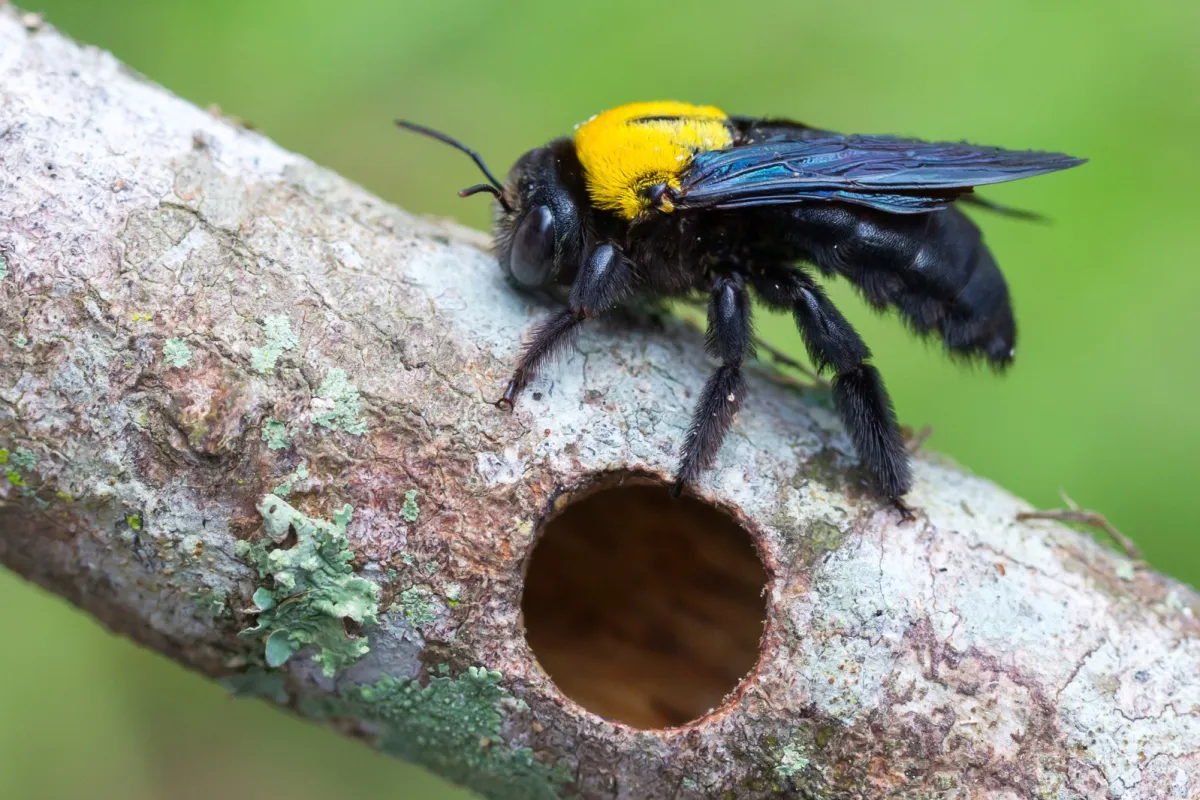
[397,102,1084,512]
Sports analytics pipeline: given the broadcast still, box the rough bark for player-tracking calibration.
[1,9,1198,799]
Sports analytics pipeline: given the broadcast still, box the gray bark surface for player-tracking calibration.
[1,9,1197,799]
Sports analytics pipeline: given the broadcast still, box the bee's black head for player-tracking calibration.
[493,141,584,289]
[396,121,583,290]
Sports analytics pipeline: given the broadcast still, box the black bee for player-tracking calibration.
[397,101,1084,512]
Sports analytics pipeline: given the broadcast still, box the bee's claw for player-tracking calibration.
[891,497,918,524]
[494,382,518,410]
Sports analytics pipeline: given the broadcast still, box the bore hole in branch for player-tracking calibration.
[521,479,768,729]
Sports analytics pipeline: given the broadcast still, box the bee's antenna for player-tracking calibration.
[395,120,512,213]
[459,183,508,203]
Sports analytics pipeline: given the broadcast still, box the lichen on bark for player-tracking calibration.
[304,667,573,800]
[237,496,380,676]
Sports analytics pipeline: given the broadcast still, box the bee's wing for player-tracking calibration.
[677,134,1085,215]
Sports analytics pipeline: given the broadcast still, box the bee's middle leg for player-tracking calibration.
[671,272,753,496]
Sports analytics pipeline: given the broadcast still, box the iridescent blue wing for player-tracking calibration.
[677,131,1085,215]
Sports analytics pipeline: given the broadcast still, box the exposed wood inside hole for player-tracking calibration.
[521,483,768,729]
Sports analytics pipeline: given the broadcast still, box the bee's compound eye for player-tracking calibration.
[510,205,556,287]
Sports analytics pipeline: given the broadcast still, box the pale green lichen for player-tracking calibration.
[194,586,229,618]
[261,417,291,450]
[396,585,437,628]
[775,741,810,778]
[238,496,380,677]
[14,334,28,349]
[250,314,298,374]
[271,462,309,497]
[4,447,42,493]
[400,489,419,522]
[9,449,35,471]
[252,586,275,610]
[0,253,7,282]
[312,368,368,435]
[163,337,192,368]
[305,666,571,800]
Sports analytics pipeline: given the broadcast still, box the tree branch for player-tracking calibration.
[1,9,1197,799]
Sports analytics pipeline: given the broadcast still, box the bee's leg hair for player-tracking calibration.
[671,272,753,497]
[496,242,631,408]
[750,266,911,499]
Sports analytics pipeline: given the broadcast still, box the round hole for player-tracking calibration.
[521,480,769,729]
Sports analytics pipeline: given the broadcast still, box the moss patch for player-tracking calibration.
[307,667,571,800]
[250,314,298,374]
[312,368,368,435]
[804,519,847,561]
[163,337,192,368]
[237,496,381,677]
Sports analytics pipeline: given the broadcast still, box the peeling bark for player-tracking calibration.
[1,10,1198,800]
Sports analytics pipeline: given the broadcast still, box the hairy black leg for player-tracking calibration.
[671,274,753,497]
[751,268,912,499]
[675,294,823,382]
[495,309,582,408]
[891,496,918,523]
[497,243,631,408]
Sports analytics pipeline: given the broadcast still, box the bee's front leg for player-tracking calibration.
[496,242,631,409]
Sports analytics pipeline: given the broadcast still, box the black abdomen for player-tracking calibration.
[776,204,1017,367]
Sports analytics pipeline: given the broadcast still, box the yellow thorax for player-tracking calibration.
[573,101,733,221]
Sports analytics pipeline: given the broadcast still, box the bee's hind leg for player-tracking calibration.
[748,266,912,502]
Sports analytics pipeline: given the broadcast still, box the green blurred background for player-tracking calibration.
[3,1,1198,797]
